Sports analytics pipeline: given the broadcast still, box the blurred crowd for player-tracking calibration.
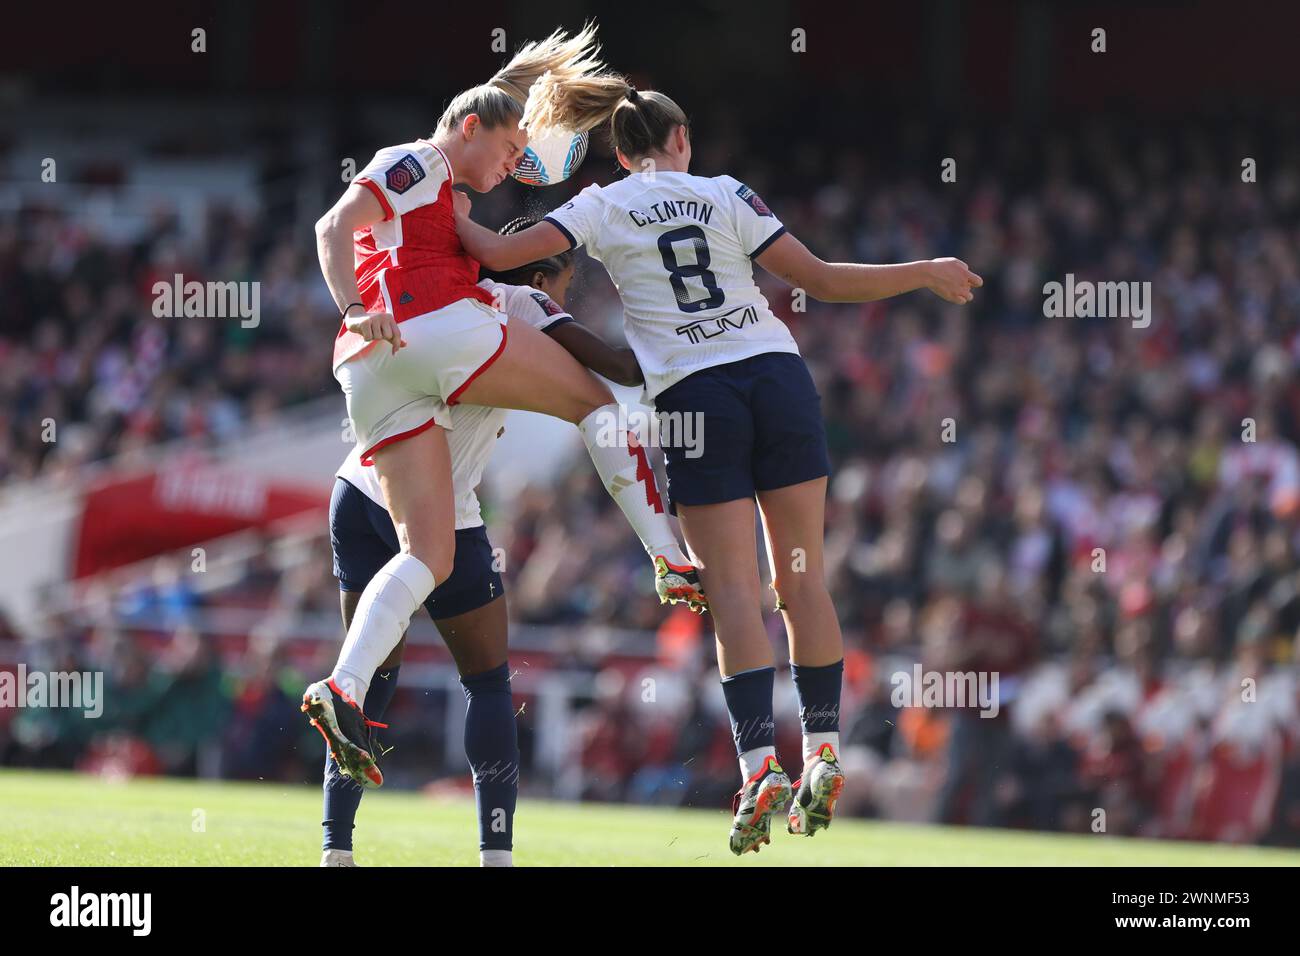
[0,203,335,481]
[5,114,1300,846]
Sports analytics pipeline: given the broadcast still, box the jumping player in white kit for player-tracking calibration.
[304,26,703,799]
[456,80,983,854]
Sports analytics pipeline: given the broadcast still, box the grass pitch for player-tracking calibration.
[2,769,1298,866]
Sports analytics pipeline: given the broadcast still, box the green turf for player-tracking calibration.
[1,769,1298,866]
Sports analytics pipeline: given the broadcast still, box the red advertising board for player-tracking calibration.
[73,466,327,578]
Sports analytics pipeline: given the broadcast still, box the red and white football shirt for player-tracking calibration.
[333,140,495,370]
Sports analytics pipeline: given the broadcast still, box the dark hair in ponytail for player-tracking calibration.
[610,89,689,161]
[479,216,575,287]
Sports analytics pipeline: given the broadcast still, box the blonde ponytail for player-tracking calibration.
[522,69,632,135]
[491,23,605,110]
[438,22,623,136]
[503,21,632,134]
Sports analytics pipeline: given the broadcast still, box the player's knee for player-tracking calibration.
[397,525,455,585]
[405,545,453,588]
[560,373,615,424]
[429,553,456,587]
[459,658,510,692]
[565,392,611,425]
[769,569,827,609]
[699,576,764,619]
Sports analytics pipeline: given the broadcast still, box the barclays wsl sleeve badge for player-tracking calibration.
[529,291,565,317]
[735,183,773,217]
[385,154,426,194]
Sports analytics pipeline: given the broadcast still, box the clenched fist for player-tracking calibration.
[345,310,405,354]
[452,189,472,219]
[926,257,984,304]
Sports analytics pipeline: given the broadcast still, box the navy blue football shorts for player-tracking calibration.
[329,477,503,620]
[653,352,831,514]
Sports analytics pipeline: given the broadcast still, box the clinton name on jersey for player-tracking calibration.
[336,279,573,529]
[334,141,495,370]
[544,171,798,399]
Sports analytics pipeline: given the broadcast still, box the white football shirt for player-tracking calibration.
[336,279,573,529]
[544,171,799,399]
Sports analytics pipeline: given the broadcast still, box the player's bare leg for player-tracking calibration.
[344,426,457,698]
[757,477,845,836]
[460,318,704,610]
[434,597,508,676]
[455,316,612,423]
[678,498,790,853]
[678,499,771,673]
[306,426,457,788]
[758,477,842,663]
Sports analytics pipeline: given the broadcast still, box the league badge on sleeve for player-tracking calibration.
[385,154,426,194]
[529,291,565,317]
[735,183,773,217]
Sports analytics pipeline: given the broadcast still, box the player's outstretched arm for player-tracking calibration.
[454,192,571,271]
[755,232,983,305]
[547,322,643,386]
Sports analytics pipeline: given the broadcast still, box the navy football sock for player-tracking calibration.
[460,662,519,852]
[322,665,401,851]
[720,666,777,757]
[791,658,844,751]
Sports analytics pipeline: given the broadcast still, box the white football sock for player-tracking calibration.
[738,746,777,783]
[331,553,434,708]
[578,404,689,567]
[803,732,840,763]
[480,849,513,867]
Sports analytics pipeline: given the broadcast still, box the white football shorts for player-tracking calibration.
[335,297,507,465]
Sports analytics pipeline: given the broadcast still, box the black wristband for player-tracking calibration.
[341,301,365,317]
